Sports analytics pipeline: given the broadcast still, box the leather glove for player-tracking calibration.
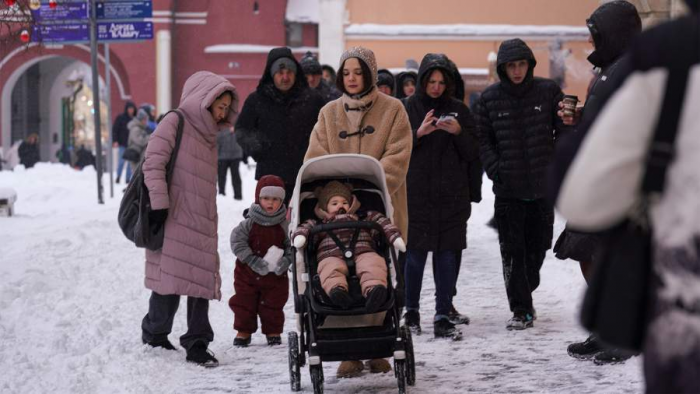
[393,237,406,253]
[293,235,307,249]
[149,209,168,224]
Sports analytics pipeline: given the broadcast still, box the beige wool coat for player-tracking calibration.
[304,88,413,238]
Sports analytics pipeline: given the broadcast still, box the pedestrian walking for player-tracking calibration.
[217,126,244,200]
[18,133,40,169]
[300,51,341,103]
[112,101,137,183]
[473,38,569,330]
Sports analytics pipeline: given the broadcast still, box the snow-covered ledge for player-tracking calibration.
[345,24,590,41]
[204,44,319,54]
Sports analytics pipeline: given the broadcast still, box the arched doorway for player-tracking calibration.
[2,55,107,165]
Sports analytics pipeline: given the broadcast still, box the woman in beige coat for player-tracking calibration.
[304,46,413,379]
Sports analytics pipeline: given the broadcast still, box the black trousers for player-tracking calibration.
[141,291,214,350]
[494,197,554,314]
[218,159,242,198]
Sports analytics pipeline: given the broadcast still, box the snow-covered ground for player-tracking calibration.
[0,163,643,393]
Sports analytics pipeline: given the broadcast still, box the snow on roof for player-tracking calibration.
[345,24,590,41]
[204,44,319,54]
[285,0,319,24]
[387,67,489,76]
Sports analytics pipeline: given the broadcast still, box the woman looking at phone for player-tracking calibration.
[401,53,481,340]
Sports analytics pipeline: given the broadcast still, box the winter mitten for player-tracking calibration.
[274,259,291,276]
[263,245,284,266]
[393,237,406,253]
[248,256,270,276]
[293,235,307,249]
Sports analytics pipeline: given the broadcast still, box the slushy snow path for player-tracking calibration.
[0,163,643,393]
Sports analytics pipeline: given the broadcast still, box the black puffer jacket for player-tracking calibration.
[235,47,325,185]
[404,54,480,251]
[548,1,641,202]
[473,39,568,200]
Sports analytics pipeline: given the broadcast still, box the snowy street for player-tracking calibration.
[0,163,643,393]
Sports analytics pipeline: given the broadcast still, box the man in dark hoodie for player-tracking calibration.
[548,1,642,365]
[112,101,137,183]
[473,39,569,331]
[236,47,326,201]
[300,51,341,103]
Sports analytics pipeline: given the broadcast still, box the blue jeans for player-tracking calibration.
[116,146,132,181]
[404,249,459,319]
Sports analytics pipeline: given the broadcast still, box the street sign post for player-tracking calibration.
[29,0,154,204]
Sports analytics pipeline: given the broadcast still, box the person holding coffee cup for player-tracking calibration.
[548,1,642,365]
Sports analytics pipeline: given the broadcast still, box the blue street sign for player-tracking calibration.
[98,21,153,41]
[96,1,152,20]
[32,22,89,43]
[32,21,153,43]
[31,2,88,22]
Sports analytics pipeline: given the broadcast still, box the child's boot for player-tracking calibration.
[329,286,353,308]
[367,358,392,373]
[234,333,251,348]
[336,360,364,378]
[266,335,282,346]
[364,285,387,313]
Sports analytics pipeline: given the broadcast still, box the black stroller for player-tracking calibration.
[287,154,416,394]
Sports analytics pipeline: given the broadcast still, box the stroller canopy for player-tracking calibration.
[289,154,394,232]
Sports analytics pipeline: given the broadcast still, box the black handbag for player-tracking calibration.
[580,53,693,352]
[118,110,184,251]
[122,147,141,162]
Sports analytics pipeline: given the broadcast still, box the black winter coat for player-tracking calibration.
[404,54,481,251]
[18,141,40,168]
[474,39,569,200]
[235,47,325,185]
[315,79,341,104]
[112,101,136,147]
[548,1,641,202]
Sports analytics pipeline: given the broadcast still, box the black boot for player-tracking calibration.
[594,348,636,365]
[364,285,387,313]
[233,336,251,348]
[567,334,603,359]
[434,318,462,340]
[116,176,120,184]
[266,336,282,346]
[329,286,353,309]
[448,305,470,325]
[142,338,177,350]
[186,342,219,368]
[404,310,422,335]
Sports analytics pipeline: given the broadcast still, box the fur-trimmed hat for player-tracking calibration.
[255,175,286,203]
[315,181,353,209]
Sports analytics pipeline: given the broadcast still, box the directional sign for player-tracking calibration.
[98,21,153,41]
[32,22,90,43]
[31,2,88,22]
[96,1,152,20]
[32,21,153,43]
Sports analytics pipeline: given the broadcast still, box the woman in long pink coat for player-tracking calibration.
[141,71,238,368]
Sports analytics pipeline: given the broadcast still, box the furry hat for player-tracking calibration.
[315,181,353,210]
[255,175,286,203]
[339,46,378,85]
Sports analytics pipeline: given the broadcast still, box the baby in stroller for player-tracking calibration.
[292,181,406,313]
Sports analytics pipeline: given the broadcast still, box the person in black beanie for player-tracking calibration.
[377,68,395,96]
[300,51,341,103]
[236,47,326,202]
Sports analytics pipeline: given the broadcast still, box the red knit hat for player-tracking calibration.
[255,175,286,204]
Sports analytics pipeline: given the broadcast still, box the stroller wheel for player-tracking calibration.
[310,364,324,394]
[288,332,301,392]
[394,359,407,394]
[400,325,416,386]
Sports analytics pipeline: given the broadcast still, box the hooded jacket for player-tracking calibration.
[473,39,569,200]
[142,71,238,300]
[395,71,418,99]
[549,2,641,202]
[403,53,480,251]
[377,69,396,94]
[304,47,413,238]
[112,101,137,147]
[235,47,326,185]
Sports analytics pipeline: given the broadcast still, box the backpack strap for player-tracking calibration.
[641,18,699,195]
[163,109,185,187]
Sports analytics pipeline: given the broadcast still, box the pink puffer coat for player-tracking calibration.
[142,71,238,300]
